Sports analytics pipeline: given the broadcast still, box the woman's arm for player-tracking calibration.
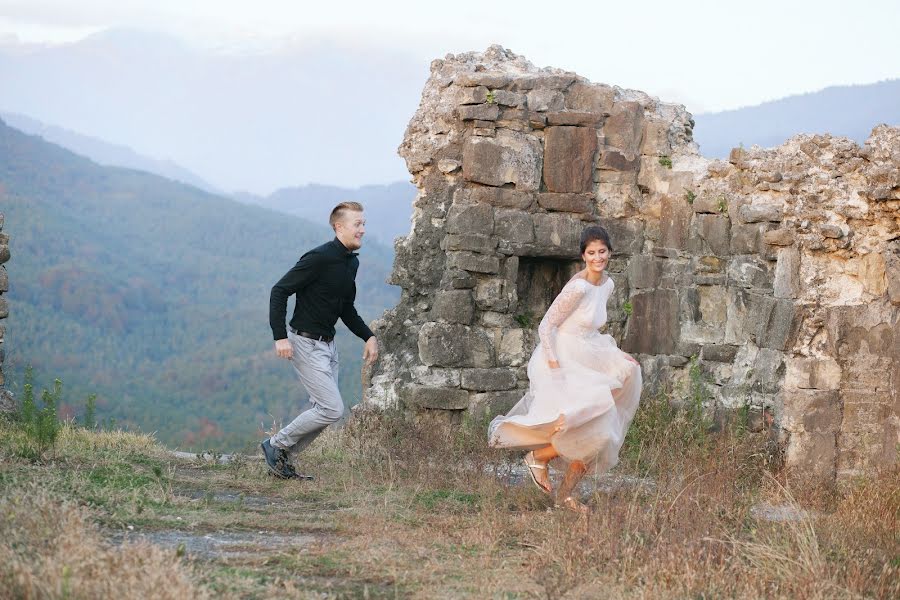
[537,280,586,367]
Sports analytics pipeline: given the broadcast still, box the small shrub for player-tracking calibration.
[486,90,497,104]
[658,155,673,168]
[514,312,533,328]
[684,190,696,204]
[17,368,63,460]
[622,300,633,316]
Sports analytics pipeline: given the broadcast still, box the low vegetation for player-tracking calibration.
[1,386,896,599]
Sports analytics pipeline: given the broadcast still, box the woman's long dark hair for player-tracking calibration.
[580,225,613,254]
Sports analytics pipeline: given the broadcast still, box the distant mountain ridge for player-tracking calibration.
[0,111,219,193]
[236,182,417,246]
[692,78,900,158]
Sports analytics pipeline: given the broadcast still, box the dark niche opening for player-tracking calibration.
[515,257,581,328]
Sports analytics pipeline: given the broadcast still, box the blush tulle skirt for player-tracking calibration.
[488,331,642,470]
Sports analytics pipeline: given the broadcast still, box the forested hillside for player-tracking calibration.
[0,119,399,450]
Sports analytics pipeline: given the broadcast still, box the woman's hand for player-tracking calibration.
[548,360,561,369]
[622,352,639,366]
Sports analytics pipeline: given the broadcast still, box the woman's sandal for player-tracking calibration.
[557,496,590,514]
[523,451,552,494]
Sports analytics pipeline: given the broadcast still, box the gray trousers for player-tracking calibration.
[270,331,343,458]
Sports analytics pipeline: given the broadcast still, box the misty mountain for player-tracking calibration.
[0,111,219,193]
[236,181,417,246]
[0,28,427,194]
[693,78,900,158]
[0,117,399,450]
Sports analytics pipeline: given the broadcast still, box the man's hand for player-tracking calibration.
[275,339,292,360]
[363,337,379,364]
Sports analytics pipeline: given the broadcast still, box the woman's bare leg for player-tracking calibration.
[524,444,557,493]
[556,461,589,513]
[533,445,559,463]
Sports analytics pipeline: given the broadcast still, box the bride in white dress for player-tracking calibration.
[488,225,642,512]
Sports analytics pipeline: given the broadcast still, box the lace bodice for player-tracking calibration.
[538,276,614,362]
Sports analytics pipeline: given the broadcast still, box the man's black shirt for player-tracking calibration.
[269,237,374,342]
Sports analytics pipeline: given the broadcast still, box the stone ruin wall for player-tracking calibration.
[364,46,899,483]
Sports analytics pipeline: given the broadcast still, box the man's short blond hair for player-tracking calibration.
[329,201,364,230]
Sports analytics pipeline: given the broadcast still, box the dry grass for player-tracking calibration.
[0,396,897,599]
[0,485,209,599]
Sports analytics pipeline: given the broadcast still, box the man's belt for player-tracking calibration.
[290,327,333,343]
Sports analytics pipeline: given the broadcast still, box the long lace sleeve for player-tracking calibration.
[538,280,587,363]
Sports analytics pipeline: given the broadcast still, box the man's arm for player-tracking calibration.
[269,251,323,341]
[339,281,375,342]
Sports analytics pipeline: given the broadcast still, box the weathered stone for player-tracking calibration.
[886,248,900,306]
[438,159,461,173]
[819,224,844,239]
[456,72,510,88]
[542,126,598,193]
[784,357,841,391]
[700,344,739,363]
[545,112,603,127]
[0,266,6,292]
[475,278,508,311]
[470,390,522,419]
[447,203,494,235]
[773,247,800,299]
[565,82,614,113]
[526,89,564,112]
[640,119,672,156]
[532,213,583,256]
[458,86,488,105]
[784,430,837,480]
[603,219,644,255]
[431,290,475,324]
[491,89,525,107]
[410,366,461,387]
[443,233,498,253]
[0,297,7,319]
[498,328,528,366]
[602,101,643,158]
[694,214,731,256]
[739,204,783,223]
[450,271,476,289]
[447,251,500,274]
[658,194,692,251]
[454,187,534,210]
[418,322,494,367]
[0,245,9,265]
[781,389,842,434]
[728,256,773,290]
[461,368,518,391]
[752,349,785,394]
[462,131,542,191]
[627,255,662,289]
[597,149,640,171]
[494,209,534,244]
[402,385,470,410]
[730,223,766,255]
[527,112,547,129]
[623,289,680,354]
[537,192,594,213]
[763,229,795,246]
[459,104,500,121]
[749,295,799,351]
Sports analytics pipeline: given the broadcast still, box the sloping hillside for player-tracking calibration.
[0,118,398,449]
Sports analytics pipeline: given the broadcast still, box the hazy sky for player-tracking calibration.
[2,0,899,113]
